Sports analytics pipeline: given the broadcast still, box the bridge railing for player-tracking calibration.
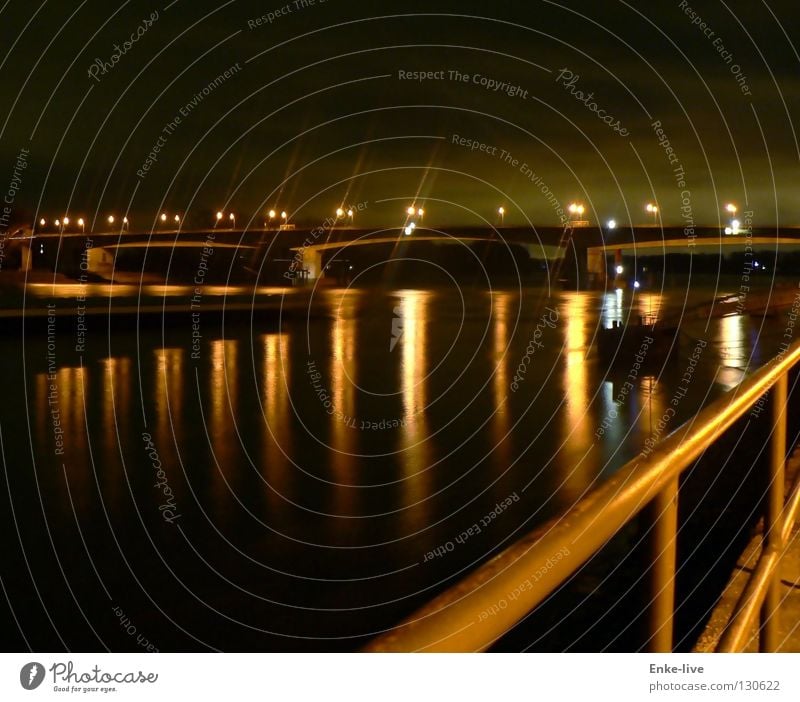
[365,341,800,653]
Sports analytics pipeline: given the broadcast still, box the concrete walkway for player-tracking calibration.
[695,449,800,652]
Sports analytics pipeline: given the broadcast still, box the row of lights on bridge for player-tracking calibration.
[32,201,744,234]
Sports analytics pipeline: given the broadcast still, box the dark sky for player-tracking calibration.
[1,0,799,229]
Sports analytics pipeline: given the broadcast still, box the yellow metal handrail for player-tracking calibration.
[366,342,800,653]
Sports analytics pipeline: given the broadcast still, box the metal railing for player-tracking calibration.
[366,342,800,653]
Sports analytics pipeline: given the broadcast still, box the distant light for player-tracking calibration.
[754,261,760,268]
[281,211,287,219]
[606,219,617,229]
[39,218,45,226]
[633,280,641,289]
[498,207,505,215]
[724,227,733,235]
[229,213,234,221]
[336,207,345,218]
[123,217,128,224]
[268,209,276,219]
[725,203,737,214]
[347,209,354,218]
[160,213,167,222]
[646,203,658,213]
[107,215,114,224]
[63,217,70,225]
[403,226,413,236]
[417,208,424,217]
[55,219,60,227]
[407,206,416,216]
[615,265,624,275]
[174,214,180,223]
[78,218,85,227]
[348,265,353,270]
[216,211,223,220]
[731,219,740,232]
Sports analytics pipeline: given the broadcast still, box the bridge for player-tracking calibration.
[6,223,800,286]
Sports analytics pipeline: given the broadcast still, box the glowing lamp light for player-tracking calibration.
[634,281,641,289]
[107,215,114,224]
[725,203,737,214]
[606,219,617,229]
[174,214,180,223]
[498,207,505,215]
[417,208,424,217]
[160,213,167,222]
[347,209,354,218]
[281,211,287,220]
[268,209,276,219]
[63,217,70,225]
[615,265,624,275]
[55,219,60,227]
[39,218,46,226]
[407,206,416,216]
[404,226,413,236]
[336,208,345,218]
[646,203,658,213]
[216,211,223,220]
[731,219,740,230]
[724,227,733,235]
[229,213,234,220]
[78,218,85,227]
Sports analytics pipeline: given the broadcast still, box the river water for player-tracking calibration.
[0,281,791,651]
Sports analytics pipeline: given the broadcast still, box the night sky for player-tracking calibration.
[1,0,799,229]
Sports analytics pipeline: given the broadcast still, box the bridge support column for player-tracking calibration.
[586,248,607,289]
[303,248,323,279]
[20,242,32,272]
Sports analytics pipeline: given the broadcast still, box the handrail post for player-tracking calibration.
[647,477,679,652]
[761,374,787,652]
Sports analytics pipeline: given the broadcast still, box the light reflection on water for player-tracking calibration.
[12,286,788,649]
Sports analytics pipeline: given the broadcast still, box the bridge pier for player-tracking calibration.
[20,242,32,272]
[586,248,607,289]
[303,248,323,279]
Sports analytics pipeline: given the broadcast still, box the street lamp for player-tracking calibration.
[160,213,167,224]
[78,218,85,232]
[568,203,585,220]
[215,211,223,228]
[122,216,129,232]
[336,207,345,218]
[39,218,46,228]
[406,206,416,216]
[107,215,114,226]
[646,203,658,225]
[347,208,354,222]
[229,212,235,228]
[404,222,416,236]
[498,206,505,225]
[417,207,424,220]
[606,219,617,230]
[725,203,737,215]
[174,214,181,225]
[281,211,288,226]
